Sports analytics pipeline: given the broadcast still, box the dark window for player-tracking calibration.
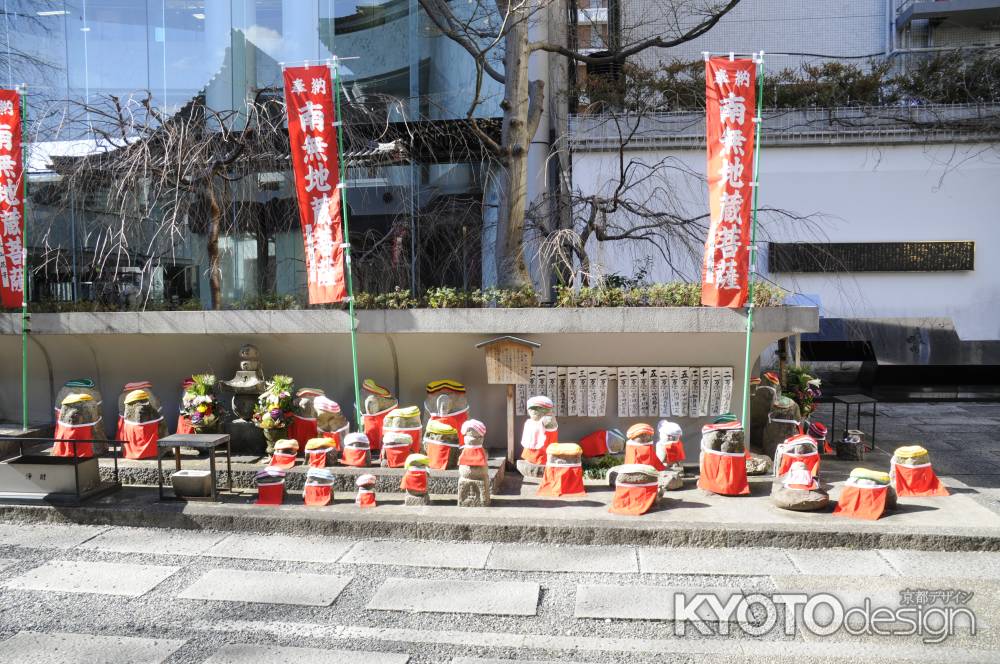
[768,242,974,273]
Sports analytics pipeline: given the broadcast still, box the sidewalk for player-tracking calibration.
[1,401,999,551]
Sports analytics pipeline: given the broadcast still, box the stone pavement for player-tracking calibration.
[1,522,999,663]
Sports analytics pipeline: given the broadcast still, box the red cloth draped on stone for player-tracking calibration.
[833,483,888,520]
[698,448,750,495]
[425,440,459,470]
[175,414,194,435]
[892,462,949,498]
[625,441,666,471]
[288,415,319,447]
[428,407,470,445]
[53,421,98,458]
[362,405,395,452]
[303,483,332,506]
[400,468,428,493]
[458,446,488,467]
[122,417,162,460]
[610,481,659,516]
[520,420,557,466]
[356,489,376,508]
[340,447,369,467]
[537,464,586,497]
[256,482,284,506]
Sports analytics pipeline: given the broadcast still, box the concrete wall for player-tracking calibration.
[0,308,816,458]
[571,141,1000,342]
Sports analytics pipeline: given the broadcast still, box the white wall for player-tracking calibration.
[572,141,1000,341]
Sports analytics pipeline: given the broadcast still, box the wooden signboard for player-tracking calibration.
[475,336,541,466]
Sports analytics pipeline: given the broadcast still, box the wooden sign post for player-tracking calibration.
[475,336,540,467]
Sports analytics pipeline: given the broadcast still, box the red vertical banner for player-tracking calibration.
[701,58,757,308]
[0,89,23,309]
[283,66,347,304]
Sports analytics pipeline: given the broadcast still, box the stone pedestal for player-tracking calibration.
[746,453,773,476]
[404,491,430,506]
[458,465,491,507]
[223,420,266,456]
[658,469,683,491]
[762,398,801,458]
[771,483,830,511]
[749,385,776,452]
[516,460,545,478]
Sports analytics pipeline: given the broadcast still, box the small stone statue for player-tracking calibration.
[655,420,685,474]
[608,464,661,515]
[304,437,338,468]
[423,420,461,470]
[833,467,896,520]
[424,379,470,440]
[289,387,324,447]
[362,379,398,456]
[355,473,377,508]
[624,423,665,471]
[381,431,414,468]
[835,429,866,461]
[771,460,829,512]
[762,396,801,458]
[890,445,948,497]
[341,432,371,467]
[457,419,490,507]
[116,381,164,439]
[222,344,266,421]
[303,467,334,506]
[383,406,423,453]
[517,396,557,478]
[773,433,821,478]
[697,421,750,496]
[120,388,165,460]
[401,453,431,506]
[269,438,299,470]
[749,375,777,452]
[537,442,586,497]
[254,467,286,505]
[55,379,103,421]
[53,392,103,458]
[315,396,349,450]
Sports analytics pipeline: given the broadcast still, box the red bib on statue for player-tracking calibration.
[662,440,686,464]
[175,414,194,435]
[429,409,469,444]
[521,422,557,466]
[425,441,457,470]
[400,469,428,493]
[893,464,948,497]
[458,446,487,467]
[698,449,750,495]
[306,450,330,469]
[269,451,297,470]
[386,426,422,454]
[256,482,284,506]
[288,415,318,447]
[303,484,332,506]
[363,407,394,452]
[356,490,376,508]
[321,429,344,451]
[382,444,410,468]
[341,447,369,467]
[625,442,666,471]
[122,418,162,460]
[777,451,820,477]
[834,484,888,520]
[610,481,659,516]
[115,416,125,441]
[537,464,586,497]
[579,430,609,457]
[53,423,96,458]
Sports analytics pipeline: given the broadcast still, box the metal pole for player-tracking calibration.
[332,62,363,430]
[740,53,765,449]
[18,84,28,432]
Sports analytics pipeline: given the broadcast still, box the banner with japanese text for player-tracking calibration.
[283,65,347,304]
[0,89,23,309]
[701,58,756,308]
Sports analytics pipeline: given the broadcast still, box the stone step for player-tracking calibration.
[97,454,505,494]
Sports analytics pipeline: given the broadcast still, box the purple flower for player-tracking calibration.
[269,408,282,419]
[191,413,203,423]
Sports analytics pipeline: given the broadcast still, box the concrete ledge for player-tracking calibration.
[0,306,818,336]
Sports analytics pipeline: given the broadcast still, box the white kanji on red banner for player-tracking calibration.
[283,66,347,304]
[0,88,23,309]
[702,58,757,308]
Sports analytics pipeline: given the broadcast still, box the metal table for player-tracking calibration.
[156,433,232,502]
[831,394,878,451]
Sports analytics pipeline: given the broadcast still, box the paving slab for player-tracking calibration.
[79,526,227,556]
[575,583,743,621]
[341,539,492,569]
[368,577,540,616]
[639,546,795,576]
[202,533,353,564]
[5,560,179,597]
[204,644,408,664]
[487,544,638,573]
[786,549,899,577]
[178,568,352,606]
[878,549,1000,579]
[0,631,186,664]
[0,523,107,549]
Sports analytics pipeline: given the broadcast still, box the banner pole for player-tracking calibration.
[18,85,28,432]
[332,62,363,430]
[740,53,765,450]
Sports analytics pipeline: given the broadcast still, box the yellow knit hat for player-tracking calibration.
[123,389,149,404]
[61,393,94,405]
[426,420,458,436]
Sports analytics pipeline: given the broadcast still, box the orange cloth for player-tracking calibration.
[115,416,125,441]
[777,451,820,477]
[303,483,332,506]
[362,405,395,452]
[520,420,557,465]
[624,442,666,471]
[458,446,488,467]
[386,426,422,454]
[320,428,345,451]
[53,422,96,458]
[662,440,686,464]
[306,449,330,469]
[698,449,750,495]
[579,430,610,457]
[610,481,659,515]
[382,443,411,468]
[429,408,469,445]
[356,489,376,508]
[256,482,284,506]
[122,418,162,460]
[833,483,888,520]
[425,440,459,470]
[288,415,319,447]
[892,463,949,497]
[269,451,297,470]
[175,414,194,435]
[400,468,428,493]
[341,447,369,467]
[537,464,586,497]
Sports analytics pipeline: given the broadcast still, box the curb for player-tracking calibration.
[1,500,997,552]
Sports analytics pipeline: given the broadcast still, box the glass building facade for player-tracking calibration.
[2,0,501,307]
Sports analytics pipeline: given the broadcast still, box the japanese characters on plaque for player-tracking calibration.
[515,366,733,418]
[0,89,23,309]
[701,56,757,308]
[282,66,347,304]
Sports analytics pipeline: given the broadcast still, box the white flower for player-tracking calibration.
[807,378,822,388]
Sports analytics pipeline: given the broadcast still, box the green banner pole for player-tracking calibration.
[740,52,765,449]
[332,61,363,430]
[18,84,28,432]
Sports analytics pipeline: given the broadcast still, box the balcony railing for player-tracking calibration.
[568,104,1000,149]
[896,0,1000,29]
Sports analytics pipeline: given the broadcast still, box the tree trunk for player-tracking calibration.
[205,179,223,310]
